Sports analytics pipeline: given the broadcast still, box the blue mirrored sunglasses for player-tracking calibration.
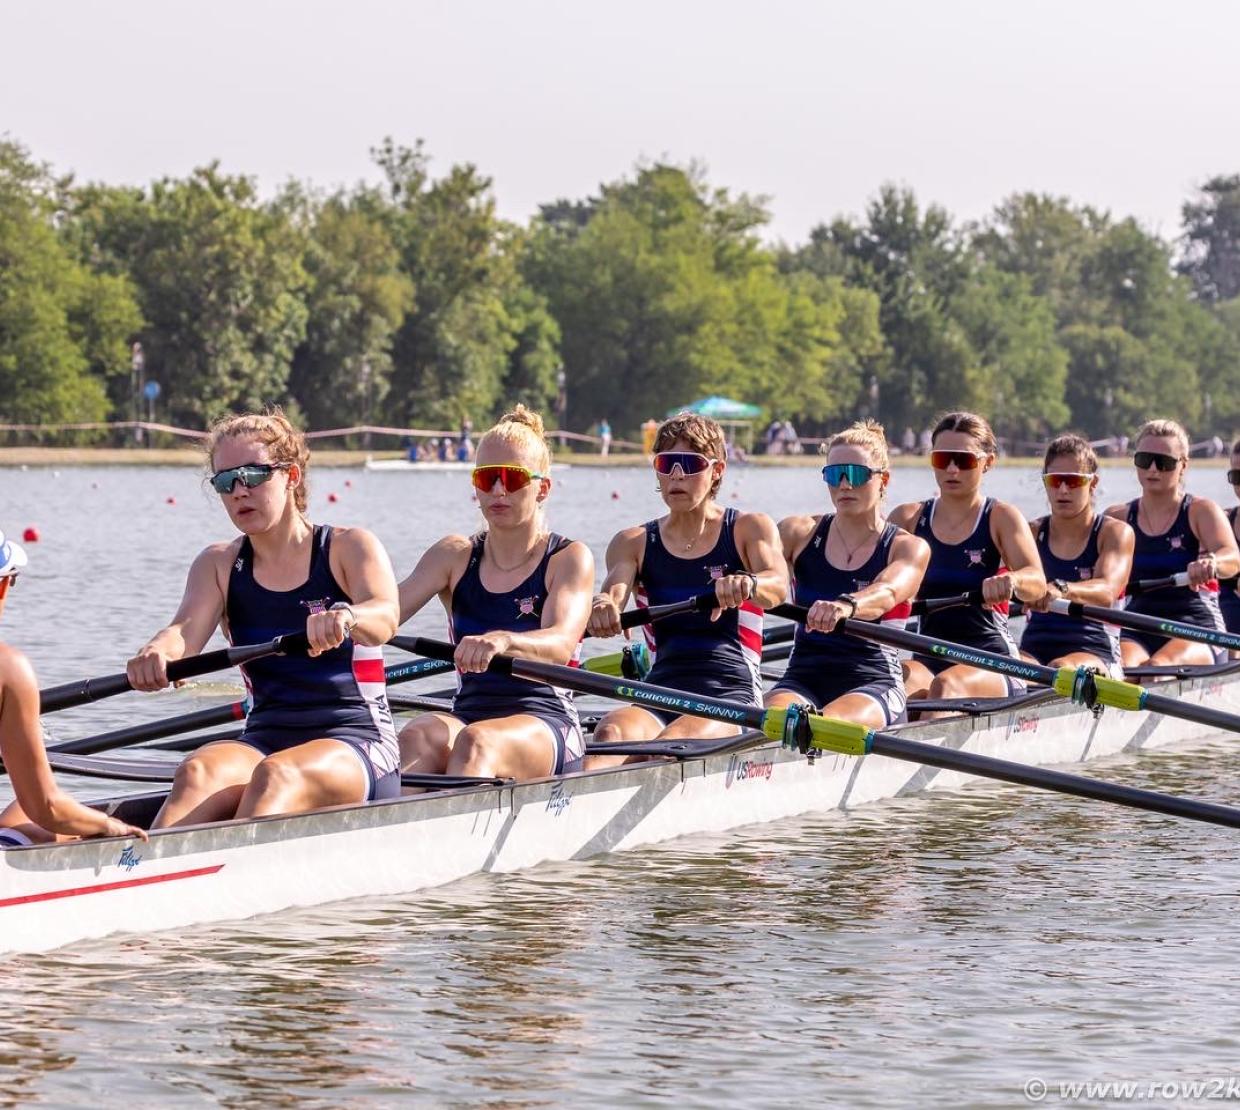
[822,463,884,488]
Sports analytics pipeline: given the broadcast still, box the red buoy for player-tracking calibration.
[611,491,620,500]
[21,526,38,543]
[327,492,339,503]
[166,497,176,506]
[344,479,353,489]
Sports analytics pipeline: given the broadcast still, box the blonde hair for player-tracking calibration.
[655,412,727,498]
[1135,418,1189,458]
[823,419,890,470]
[205,407,309,512]
[932,411,998,457]
[479,404,551,474]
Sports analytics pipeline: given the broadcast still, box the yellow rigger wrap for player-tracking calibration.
[808,716,873,757]
[1089,674,1147,712]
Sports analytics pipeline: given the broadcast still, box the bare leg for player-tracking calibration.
[447,715,561,780]
[234,739,369,819]
[1120,639,1151,669]
[584,706,664,769]
[902,659,936,701]
[916,663,1010,720]
[1148,637,1216,667]
[398,712,465,774]
[819,691,891,731]
[153,742,263,829]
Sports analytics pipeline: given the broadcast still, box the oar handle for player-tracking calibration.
[38,631,311,715]
[1127,572,1190,596]
[909,590,983,616]
[619,590,719,630]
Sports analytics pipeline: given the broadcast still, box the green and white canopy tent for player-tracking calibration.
[666,396,762,452]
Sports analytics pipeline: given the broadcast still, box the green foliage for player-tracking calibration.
[69,165,308,425]
[1180,175,1240,304]
[0,141,142,427]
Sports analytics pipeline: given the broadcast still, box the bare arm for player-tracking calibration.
[126,544,232,690]
[320,526,400,653]
[2,647,145,841]
[1080,519,1135,606]
[1189,498,1240,585]
[886,501,923,534]
[803,532,930,633]
[719,511,788,612]
[455,541,596,671]
[397,536,472,625]
[990,502,1047,605]
[586,526,645,639]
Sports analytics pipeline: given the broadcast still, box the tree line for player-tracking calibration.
[3,136,1239,447]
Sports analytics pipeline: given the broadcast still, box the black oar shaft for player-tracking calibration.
[768,602,1059,686]
[868,731,1240,829]
[392,636,768,730]
[47,702,246,756]
[1060,598,1240,654]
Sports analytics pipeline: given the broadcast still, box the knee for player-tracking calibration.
[453,724,498,765]
[593,721,624,744]
[246,757,302,799]
[398,719,448,767]
[928,672,962,700]
[173,753,221,794]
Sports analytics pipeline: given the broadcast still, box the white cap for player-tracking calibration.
[0,531,28,577]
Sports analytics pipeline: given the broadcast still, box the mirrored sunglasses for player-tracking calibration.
[822,463,885,488]
[1042,472,1094,491]
[470,465,545,493]
[929,449,986,471]
[653,452,717,476]
[210,463,290,495]
[1133,451,1181,472]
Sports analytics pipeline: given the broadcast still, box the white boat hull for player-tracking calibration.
[3,669,1238,953]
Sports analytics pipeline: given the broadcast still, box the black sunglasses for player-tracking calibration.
[1228,469,1240,486]
[1133,451,1181,473]
[210,463,291,495]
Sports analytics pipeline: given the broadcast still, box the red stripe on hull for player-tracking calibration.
[0,864,224,909]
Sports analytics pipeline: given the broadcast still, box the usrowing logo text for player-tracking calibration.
[725,755,774,788]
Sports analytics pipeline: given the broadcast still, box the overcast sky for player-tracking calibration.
[2,1,1234,244]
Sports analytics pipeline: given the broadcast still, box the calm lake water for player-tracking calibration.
[2,459,1240,1106]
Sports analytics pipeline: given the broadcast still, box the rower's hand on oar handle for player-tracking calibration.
[1186,553,1219,590]
[588,593,625,639]
[805,598,853,634]
[454,631,514,673]
[126,645,173,692]
[981,573,1014,611]
[710,572,759,621]
[306,604,355,658]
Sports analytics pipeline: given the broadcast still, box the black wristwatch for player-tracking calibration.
[1051,578,1070,598]
[837,593,860,617]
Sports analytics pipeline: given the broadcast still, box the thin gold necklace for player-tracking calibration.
[487,535,544,573]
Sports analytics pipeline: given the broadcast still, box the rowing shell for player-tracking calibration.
[2,666,1239,954]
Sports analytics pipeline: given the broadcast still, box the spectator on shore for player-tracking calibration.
[438,436,453,463]
[779,420,801,455]
[641,419,658,456]
[902,427,916,455]
[918,427,932,454]
[598,418,612,457]
[764,418,783,455]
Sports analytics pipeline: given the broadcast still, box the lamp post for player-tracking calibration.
[360,359,373,450]
[555,367,567,450]
[130,342,145,445]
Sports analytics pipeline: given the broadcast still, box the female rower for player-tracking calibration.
[1219,438,1240,635]
[127,410,401,827]
[1020,435,1134,675]
[584,412,786,765]
[1103,418,1239,666]
[0,531,147,846]
[888,411,1047,707]
[396,406,594,780]
[764,421,929,727]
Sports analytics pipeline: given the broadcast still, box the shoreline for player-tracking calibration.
[0,447,1229,469]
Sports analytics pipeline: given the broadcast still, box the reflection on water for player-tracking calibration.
[4,465,1240,1103]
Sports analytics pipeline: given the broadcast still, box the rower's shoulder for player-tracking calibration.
[731,507,779,539]
[1101,500,1131,521]
[986,499,1035,534]
[193,538,244,571]
[776,513,820,545]
[0,642,36,689]
[886,501,922,531]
